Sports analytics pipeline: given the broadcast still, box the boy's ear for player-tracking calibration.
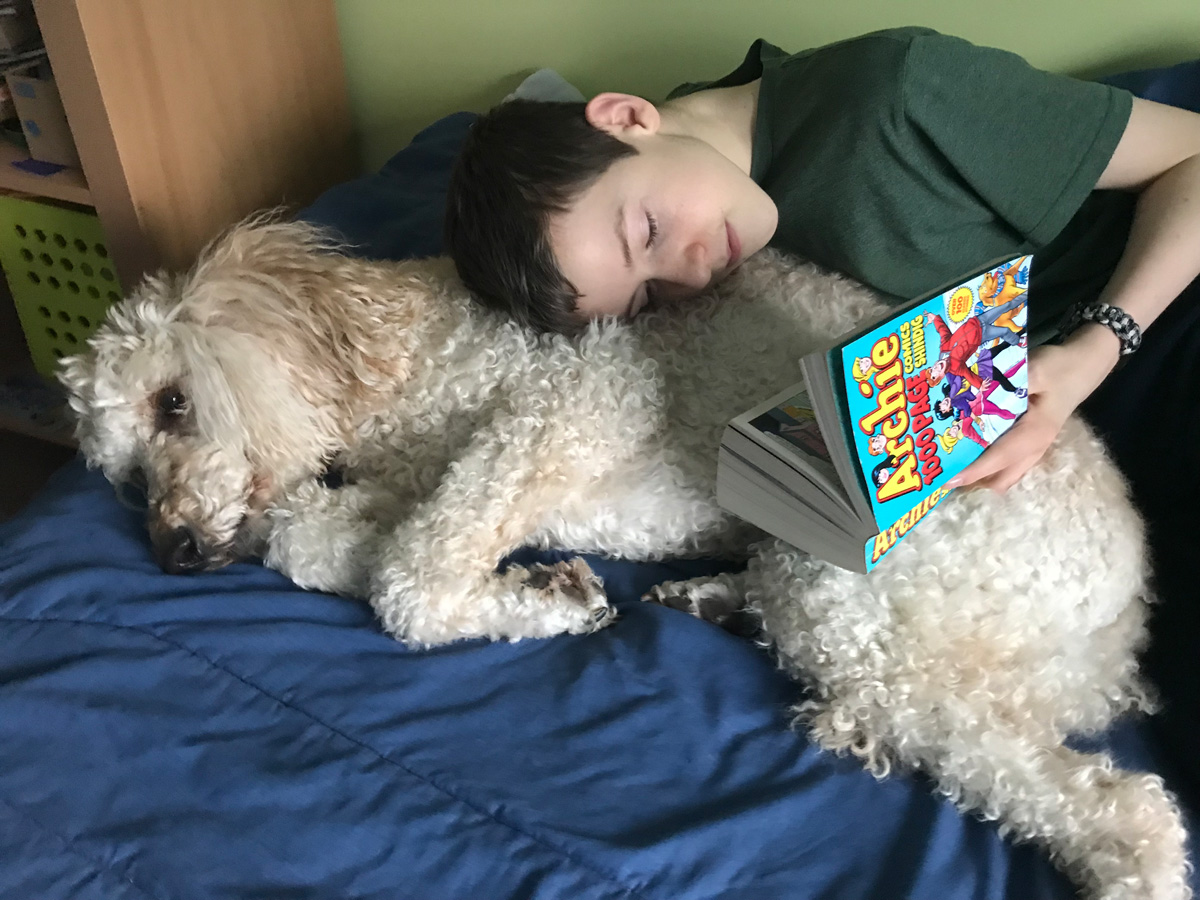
[585,93,661,138]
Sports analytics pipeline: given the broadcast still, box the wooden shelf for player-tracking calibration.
[0,140,90,206]
[0,0,356,456]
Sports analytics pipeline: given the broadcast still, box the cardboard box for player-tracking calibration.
[6,61,79,167]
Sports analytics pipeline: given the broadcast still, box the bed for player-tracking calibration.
[2,61,1198,899]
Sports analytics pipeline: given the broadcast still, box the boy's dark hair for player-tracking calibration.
[443,99,637,333]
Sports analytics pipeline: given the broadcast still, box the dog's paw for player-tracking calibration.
[644,576,756,635]
[510,558,617,633]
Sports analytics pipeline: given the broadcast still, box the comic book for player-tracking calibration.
[717,255,1031,572]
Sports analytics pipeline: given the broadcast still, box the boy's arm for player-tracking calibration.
[953,98,1200,493]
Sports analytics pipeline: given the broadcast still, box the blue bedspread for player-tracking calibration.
[2,58,1198,899]
[1,462,1085,899]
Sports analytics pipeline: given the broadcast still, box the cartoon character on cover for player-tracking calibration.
[938,423,963,454]
[958,378,1011,447]
[923,295,1028,396]
[867,433,905,465]
[851,356,877,387]
[934,393,994,448]
[950,411,990,448]
[934,355,1028,422]
[978,256,1030,335]
[966,361,1026,423]
[866,433,906,489]
[933,358,1027,449]
[935,342,1027,421]
[936,415,991,451]
[871,458,901,487]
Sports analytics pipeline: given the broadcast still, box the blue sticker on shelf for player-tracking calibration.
[11,158,68,176]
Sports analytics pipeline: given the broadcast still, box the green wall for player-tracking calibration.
[334,0,1200,172]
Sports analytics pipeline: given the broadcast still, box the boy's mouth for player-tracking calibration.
[725,221,742,270]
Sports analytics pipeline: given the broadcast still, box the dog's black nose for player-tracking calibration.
[157,526,206,574]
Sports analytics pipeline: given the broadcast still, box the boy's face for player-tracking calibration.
[550,113,778,322]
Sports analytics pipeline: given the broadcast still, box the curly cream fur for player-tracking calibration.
[738,418,1188,899]
[61,217,1188,897]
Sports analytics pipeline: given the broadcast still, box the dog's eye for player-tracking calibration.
[154,385,189,429]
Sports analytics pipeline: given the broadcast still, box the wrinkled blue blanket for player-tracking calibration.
[2,59,1198,899]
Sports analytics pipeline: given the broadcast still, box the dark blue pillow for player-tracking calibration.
[1103,58,1200,112]
[300,111,477,259]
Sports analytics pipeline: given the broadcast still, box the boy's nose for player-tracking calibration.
[677,239,713,289]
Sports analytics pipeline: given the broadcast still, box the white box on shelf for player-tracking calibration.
[5,60,80,167]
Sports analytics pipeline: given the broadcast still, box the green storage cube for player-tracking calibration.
[0,195,120,378]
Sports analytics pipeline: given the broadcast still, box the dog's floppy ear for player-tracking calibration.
[189,211,345,287]
[58,345,97,445]
[57,272,183,481]
[177,214,355,343]
[176,213,424,412]
[57,336,138,482]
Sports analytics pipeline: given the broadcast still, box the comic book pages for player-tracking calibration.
[747,389,838,484]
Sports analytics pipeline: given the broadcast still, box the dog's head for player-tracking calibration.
[59,217,382,573]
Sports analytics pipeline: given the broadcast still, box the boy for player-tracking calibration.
[444,27,1200,494]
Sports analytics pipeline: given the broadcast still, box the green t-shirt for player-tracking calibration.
[669,28,1136,339]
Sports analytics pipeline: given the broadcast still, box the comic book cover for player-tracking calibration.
[834,255,1032,568]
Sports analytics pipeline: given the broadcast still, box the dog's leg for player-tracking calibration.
[265,478,393,599]
[643,571,757,635]
[890,721,1187,900]
[774,637,1190,900]
[748,532,1189,900]
[1027,747,1191,900]
[369,412,635,646]
[800,687,1189,899]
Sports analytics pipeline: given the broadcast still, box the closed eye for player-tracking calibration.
[645,212,659,249]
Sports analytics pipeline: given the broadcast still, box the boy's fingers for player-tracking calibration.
[948,450,1007,489]
[947,419,1049,492]
[973,461,1028,494]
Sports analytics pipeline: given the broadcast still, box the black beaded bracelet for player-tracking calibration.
[1060,301,1142,357]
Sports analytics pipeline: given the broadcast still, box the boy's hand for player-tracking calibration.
[947,326,1119,493]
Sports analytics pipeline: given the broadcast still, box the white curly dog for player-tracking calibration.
[61,218,1188,899]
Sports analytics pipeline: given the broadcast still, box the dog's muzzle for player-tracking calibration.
[152,525,208,575]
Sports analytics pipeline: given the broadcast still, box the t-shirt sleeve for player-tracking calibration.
[902,32,1133,247]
